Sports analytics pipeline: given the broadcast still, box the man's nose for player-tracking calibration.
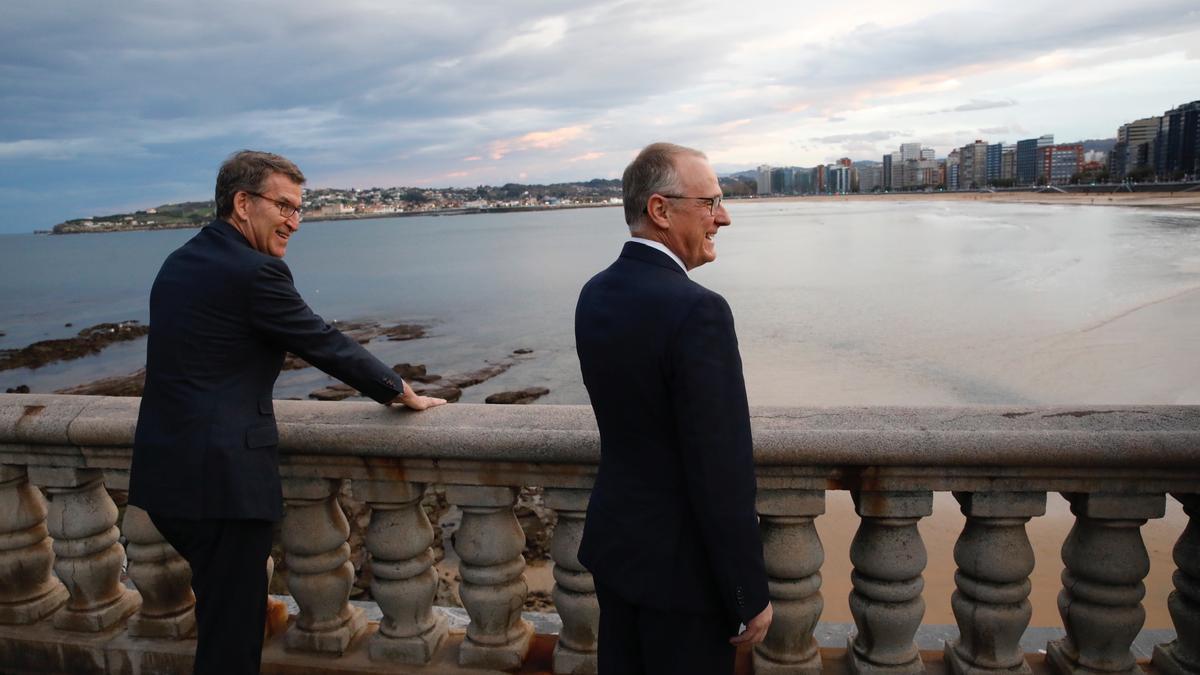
[715,203,731,225]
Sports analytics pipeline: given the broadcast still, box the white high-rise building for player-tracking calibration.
[920,147,935,160]
[900,143,922,162]
[756,165,773,195]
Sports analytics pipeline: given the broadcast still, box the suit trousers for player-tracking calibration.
[596,581,740,675]
[150,515,275,675]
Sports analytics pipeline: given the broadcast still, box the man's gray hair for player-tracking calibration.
[215,150,306,219]
[622,142,707,228]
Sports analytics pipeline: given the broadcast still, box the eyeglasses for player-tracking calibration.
[245,191,303,221]
[659,194,723,215]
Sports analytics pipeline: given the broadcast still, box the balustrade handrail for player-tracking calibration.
[2,394,1198,468]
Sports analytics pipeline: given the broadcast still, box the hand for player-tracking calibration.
[729,602,772,646]
[390,380,447,411]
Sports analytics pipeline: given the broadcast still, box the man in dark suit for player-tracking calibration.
[575,142,772,674]
[129,150,445,674]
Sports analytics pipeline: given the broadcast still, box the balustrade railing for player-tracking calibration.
[0,394,1196,674]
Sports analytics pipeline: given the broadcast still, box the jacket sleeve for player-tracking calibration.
[248,258,404,404]
[669,291,769,624]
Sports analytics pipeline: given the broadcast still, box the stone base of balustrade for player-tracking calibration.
[126,608,196,640]
[0,617,127,674]
[945,639,1033,675]
[553,640,598,674]
[753,647,823,674]
[1046,639,1141,675]
[0,583,69,625]
[285,605,367,655]
[53,590,141,633]
[848,637,926,675]
[1152,642,1200,675]
[367,613,448,664]
[458,617,534,670]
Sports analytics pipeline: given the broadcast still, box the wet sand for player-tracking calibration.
[815,491,1184,629]
[513,492,1184,631]
[756,189,1200,211]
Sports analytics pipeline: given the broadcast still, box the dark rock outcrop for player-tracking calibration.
[444,362,512,388]
[411,385,462,402]
[485,387,550,404]
[392,363,427,380]
[0,321,149,371]
[283,321,428,372]
[56,369,146,397]
[5,385,29,394]
[308,383,359,401]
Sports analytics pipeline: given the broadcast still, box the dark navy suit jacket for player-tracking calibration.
[129,220,404,521]
[574,241,768,624]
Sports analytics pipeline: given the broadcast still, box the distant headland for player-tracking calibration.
[44,180,625,234]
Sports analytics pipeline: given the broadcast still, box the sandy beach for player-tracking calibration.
[746,189,1200,211]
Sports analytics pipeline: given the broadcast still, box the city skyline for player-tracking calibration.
[2,0,1199,232]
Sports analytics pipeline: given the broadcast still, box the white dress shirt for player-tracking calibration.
[628,237,687,274]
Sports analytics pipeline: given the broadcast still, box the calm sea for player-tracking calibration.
[2,200,1199,405]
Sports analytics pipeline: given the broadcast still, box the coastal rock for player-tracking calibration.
[56,369,146,397]
[334,320,427,343]
[0,321,149,371]
[512,348,533,355]
[445,362,513,388]
[5,385,29,394]
[392,363,427,380]
[485,387,550,405]
[281,321,428,372]
[412,384,462,402]
[308,383,359,401]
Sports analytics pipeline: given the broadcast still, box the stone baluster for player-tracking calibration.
[28,467,140,632]
[122,505,195,638]
[0,465,68,624]
[1152,493,1200,675]
[447,485,533,669]
[753,489,826,675]
[545,488,597,675]
[847,490,932,675]
[1048,492,1165,675]
[945,491,1046,675]
[353,480,447,664]
[281,477,365,654]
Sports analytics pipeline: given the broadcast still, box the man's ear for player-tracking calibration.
[232,191,251,222]
[645,194,671,230]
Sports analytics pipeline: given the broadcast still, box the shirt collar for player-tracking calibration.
[628,237,687,274]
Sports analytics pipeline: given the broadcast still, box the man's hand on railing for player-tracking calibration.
[390,380,448,411]
[730,601,773,646]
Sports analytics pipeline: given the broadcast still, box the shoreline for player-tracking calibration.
[741,189,1200,210]
[40,202,621,235]
[37,188,1200,235]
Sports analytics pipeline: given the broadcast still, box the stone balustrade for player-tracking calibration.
[0,394,1196,674]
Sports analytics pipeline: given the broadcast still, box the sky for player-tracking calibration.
[1,1,1198,233]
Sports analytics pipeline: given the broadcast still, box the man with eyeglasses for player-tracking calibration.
[574,142,772,673]
[129,150,445,674]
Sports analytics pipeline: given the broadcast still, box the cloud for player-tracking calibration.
[488,125,590,160]
[568,151,605,162]
[812,130,903,143]
[0,0,1198,231]
[952,98,1018,112]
